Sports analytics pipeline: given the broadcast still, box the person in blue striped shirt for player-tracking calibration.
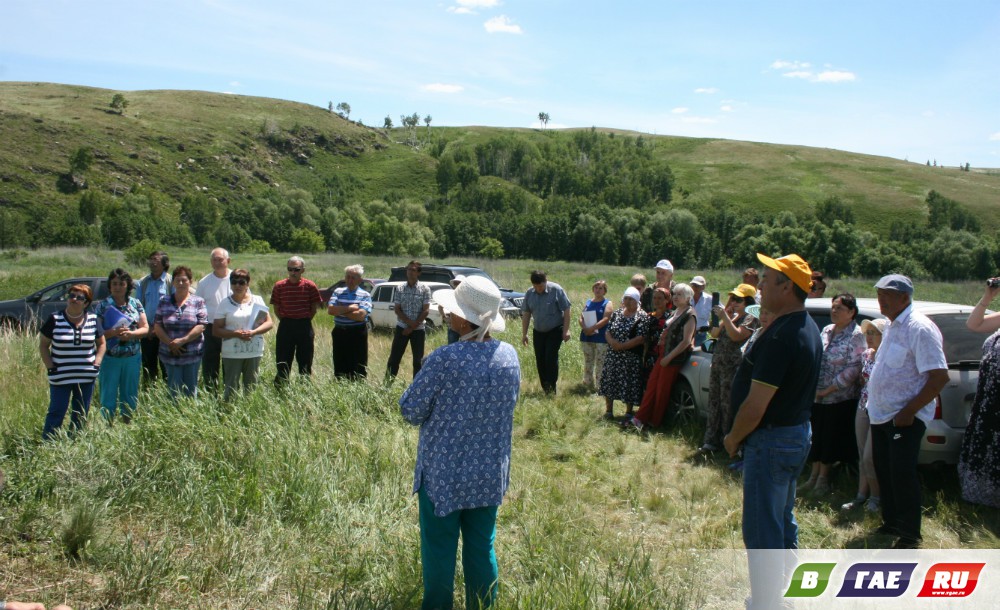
[328,264,372,379]
[38,284,106,440]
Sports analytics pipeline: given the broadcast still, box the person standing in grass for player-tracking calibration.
[724,253,821,610]
[520,270,571,395]
[385,260,431,381]
[92,268,148,423]
[39,284,106,440]
[599,287,650,420]
[328,264,372,379]
[213,269,273,401]
[153,266,208,399]
[640,259,675,314]
[137,250,171,384]
[269,256,324,386]
[194,247,232,392]
[578,279,612,392]
[400,276,520,610]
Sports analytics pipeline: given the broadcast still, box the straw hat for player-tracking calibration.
[433,276,505,336]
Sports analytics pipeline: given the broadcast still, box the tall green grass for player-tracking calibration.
[2,249,998,608]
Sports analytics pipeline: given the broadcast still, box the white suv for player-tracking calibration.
[366,281,452,332]
[672,297,981,465]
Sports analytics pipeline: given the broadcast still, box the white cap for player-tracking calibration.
[690,275,706,286]
[655,259,674,271]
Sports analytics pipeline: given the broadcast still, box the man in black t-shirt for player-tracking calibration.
[724,253,822,610]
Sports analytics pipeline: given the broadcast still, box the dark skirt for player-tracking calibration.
[809,398,859,464]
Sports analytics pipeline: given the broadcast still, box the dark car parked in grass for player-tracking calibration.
[387,264,524,317]
[0,277,114,331]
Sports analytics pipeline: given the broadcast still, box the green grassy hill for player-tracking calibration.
[2,82,999,239]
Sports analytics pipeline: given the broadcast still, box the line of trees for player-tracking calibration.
[4,127,998,281]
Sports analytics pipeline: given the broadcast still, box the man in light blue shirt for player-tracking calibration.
[137,250,171,384]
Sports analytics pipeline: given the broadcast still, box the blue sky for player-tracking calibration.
[4,0,1000,167]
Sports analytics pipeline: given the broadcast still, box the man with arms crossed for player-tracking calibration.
[328,264,372,380]
[520,270,571,394]
[194,247,232,391]
[866,274,948,549]
[724,253,822,610]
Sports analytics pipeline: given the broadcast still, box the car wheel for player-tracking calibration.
[667,378,698,427]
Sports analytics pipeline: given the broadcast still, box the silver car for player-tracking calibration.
[671,297,981,465]
[366,281,452,332]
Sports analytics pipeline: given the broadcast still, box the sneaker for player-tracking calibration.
[864,497,880,513]
[699,443,719,454]
[630,417,644,432]
[841,496,866,511]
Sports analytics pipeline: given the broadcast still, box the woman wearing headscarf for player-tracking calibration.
[599,287,651,421]
[39,284,106,439]
[400,276,521,610]
[92,268,148,422]
[153,266,208,399]
[700,283,759,453]
[842,318,885,511]
[628,283,697,431]
[800,293,866,496]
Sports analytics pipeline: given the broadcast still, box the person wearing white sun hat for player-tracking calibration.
[400,275,521,610]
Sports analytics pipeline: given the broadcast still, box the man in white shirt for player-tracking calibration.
[866,274,948,549]
[690,276,711,346]
[195,247,232,391]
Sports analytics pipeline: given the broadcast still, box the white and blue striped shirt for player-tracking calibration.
[40,311,100,385]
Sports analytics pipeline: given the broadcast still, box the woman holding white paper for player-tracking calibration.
[578,280,612,391]
[213,269,274,400]
[92,268,148,422]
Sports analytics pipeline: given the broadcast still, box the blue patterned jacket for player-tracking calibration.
[400,339,521,517]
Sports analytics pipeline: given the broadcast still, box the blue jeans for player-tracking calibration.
[163,361,200,399]
[43,382,95,440]
[418,486,499,610]
[742,421,811,609]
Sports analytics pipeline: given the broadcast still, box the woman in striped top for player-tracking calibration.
[38,284,106,440]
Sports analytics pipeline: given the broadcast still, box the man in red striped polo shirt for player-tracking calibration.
[270,256,323,386]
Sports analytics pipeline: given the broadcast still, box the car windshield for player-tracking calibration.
[928,313,984,364]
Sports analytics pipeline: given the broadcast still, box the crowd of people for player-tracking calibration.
[29,247,1000,610]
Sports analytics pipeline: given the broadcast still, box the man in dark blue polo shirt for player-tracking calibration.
[724,253,822,610]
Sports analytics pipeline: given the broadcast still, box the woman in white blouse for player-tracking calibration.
[212,269,274,400]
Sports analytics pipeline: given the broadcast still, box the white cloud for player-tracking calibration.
[229,81,242,87]
[447,7,474,14]
[421,83,464,93]
[459,0,500,7]
[990,132,1000,141]
[694,87,718,94]
[782,71,813,80]
[815,70,856,83]
[720,105,733,112]
[484,15,522,34]
[771,60,810,70]
[671,107,689,114]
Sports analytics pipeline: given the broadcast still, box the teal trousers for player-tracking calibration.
[418,486,499,610]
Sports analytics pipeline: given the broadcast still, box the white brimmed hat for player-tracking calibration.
[861,318,887,335]
[433,276,505,339]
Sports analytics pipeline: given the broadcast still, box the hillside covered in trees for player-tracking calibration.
[2,82,1000,279]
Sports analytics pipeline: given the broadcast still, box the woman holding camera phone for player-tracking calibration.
[959,276,1000,507]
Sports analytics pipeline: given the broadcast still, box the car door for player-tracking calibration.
[369,285,396,329]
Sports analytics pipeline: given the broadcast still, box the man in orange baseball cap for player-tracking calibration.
[724,252,822,609]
